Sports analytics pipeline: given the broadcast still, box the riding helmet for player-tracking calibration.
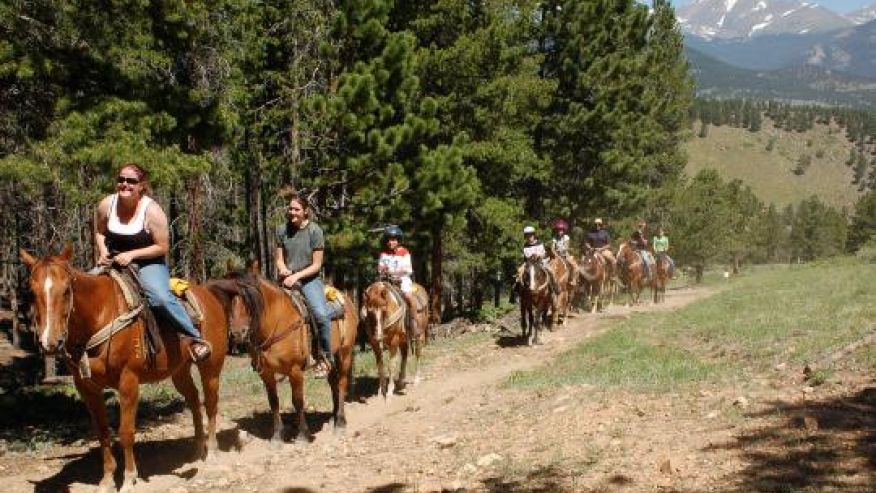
[522,225,536,235]
[384,225,403,239]
[552,218,569,231]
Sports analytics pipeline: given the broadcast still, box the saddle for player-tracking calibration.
[109,267,205,368]
[384,281,427,337]
[283,285,347,358]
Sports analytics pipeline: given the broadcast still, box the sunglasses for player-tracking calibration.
[117,176,140,185]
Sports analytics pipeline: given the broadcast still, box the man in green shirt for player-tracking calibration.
[651,226,675,279]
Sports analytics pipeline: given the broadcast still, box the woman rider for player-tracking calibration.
[94,163,211,362]
[275,192,334,377]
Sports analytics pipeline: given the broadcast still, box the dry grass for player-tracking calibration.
[685,119,864,209]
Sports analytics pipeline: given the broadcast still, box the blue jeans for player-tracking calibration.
[138,262,203,340]
[300,276,332,358]
[638,250,653,278]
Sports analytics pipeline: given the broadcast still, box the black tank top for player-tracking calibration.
[104,194,163,265]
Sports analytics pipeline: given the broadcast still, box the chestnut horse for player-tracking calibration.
[211,270,357,443]
[616,241,648,305]
[652,254,671,303]
[578,245,611,313]
[518,256,553,345]
[547,251,575,325]
[20,246,227,493]
[360,280,430,400]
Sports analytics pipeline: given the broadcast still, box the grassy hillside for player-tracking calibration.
[685,119,865,210]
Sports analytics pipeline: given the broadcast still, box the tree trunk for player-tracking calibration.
[472,269,483,312]
[187,178,206,282]
[695,264,704,283]
[429,226,443,324]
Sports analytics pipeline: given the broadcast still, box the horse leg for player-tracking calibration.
[519,300,527,339]
[370,336,388,400]
[260,371,284,446]
[117,372,140,493]
[171,367,207,459]
[386,343,399,399]
[396,337,409,393]
[412,334,423,385]
[331,345,352,432]
[79,382,116,493]
[289,366,311,444]
[198,364,222,455]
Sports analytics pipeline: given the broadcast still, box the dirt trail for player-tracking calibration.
[8,285,873,492]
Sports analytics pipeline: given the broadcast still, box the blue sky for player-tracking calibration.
[671,0,873,13]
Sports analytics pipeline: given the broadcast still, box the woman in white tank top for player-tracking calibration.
[94,163,211,362]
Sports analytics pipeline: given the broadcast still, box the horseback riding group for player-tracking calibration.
[18,163,429,492]
[18,163,678,491]
[515,216,676,345]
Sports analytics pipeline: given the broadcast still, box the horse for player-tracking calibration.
[652,253,671,303]
[19,245,227,493]
[360,278,430,400]
[210,268,357,443]
[578,245,612,313]
[518,256,554,346]
[616,241,648,305]
[547,250,573,325]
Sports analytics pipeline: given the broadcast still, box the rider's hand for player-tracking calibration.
[282,274,299,288]
[113,252,135,267]
[278,268,292,279]
[97,253,112,266]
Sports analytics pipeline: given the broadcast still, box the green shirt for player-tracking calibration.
[652,234,669,253]
[276,221,325,277]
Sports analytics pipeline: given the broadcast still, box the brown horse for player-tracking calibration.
[578,245,612,313]
[547,253,572,326]
[20,246,227,493]
[518,256,553,345]
[212,269,357,443]
[652,253,671,303]
[360,279,430,400]
[616,241,648,305]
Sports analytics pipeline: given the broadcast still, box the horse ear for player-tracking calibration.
[248,260,260,274]
[59,243,73,261]
[19,249,37,268]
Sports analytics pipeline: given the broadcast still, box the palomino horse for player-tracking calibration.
[360,279,430,400]
[652,253,671,303]
[578,245,612,313]
[20,246,227,493]
[616,241,648,305]
[547,251,575,325]
[211,269,357,443]
[518,256,554,345]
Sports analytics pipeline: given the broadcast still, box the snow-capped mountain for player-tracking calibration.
[677,0,853,40]
[846,4,876,25]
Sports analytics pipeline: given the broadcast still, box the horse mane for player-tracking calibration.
[206,270,265,334]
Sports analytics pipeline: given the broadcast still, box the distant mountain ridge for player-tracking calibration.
[677,0,853,40]
[685,47,876,109]
[847,4,876,25]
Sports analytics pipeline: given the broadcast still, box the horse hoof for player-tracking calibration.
[269,437,284,449]
[294,435,310,447]
[97,480,117,493]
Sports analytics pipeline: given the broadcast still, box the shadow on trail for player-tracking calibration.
[495,334,529,348]
[354,375,381,401]
[233,410,335,442]
[0,383,186,447]
[31,427,240,493]
[704,385,876,491]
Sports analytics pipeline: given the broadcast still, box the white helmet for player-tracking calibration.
[522,226,536,235]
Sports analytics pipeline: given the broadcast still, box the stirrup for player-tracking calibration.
[189,340,212,363]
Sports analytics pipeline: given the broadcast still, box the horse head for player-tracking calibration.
[20,244,75,354]
[521,256,549,293]
[209,268,265,338]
